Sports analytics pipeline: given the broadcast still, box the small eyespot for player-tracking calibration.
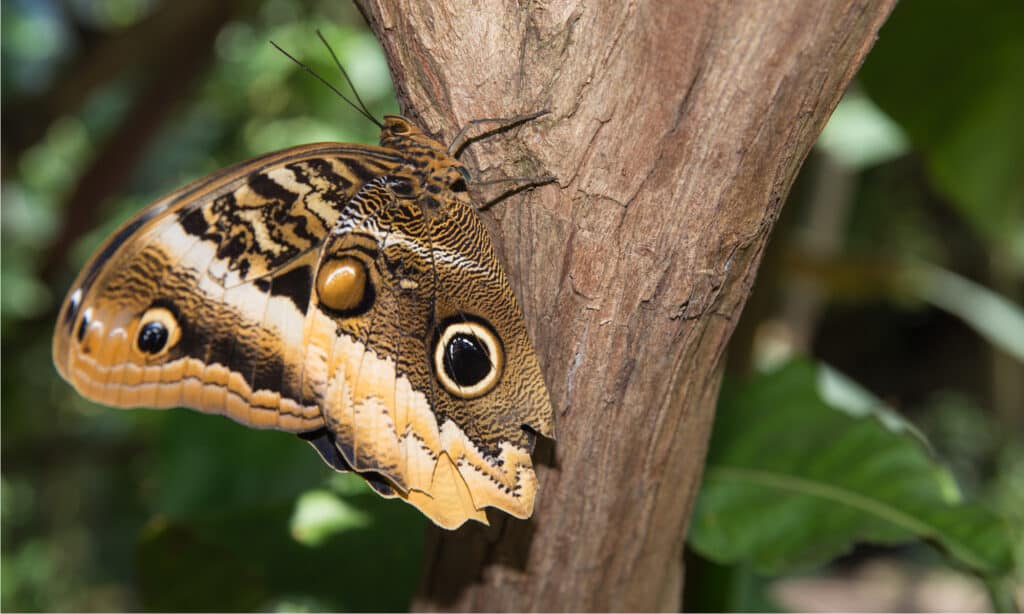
[133,306,180,357]
[137,321,168,354]
[450,178,468,192]
[433,318,504,399]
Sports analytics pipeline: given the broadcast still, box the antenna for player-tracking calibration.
[316,30,379,126]
[269,38,383,129]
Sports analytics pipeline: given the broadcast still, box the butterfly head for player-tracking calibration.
[379,115,440,150]
[379,115,471,196]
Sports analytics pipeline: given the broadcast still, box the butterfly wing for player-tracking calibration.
[53,143,405,433]
[54,129,555,530]
[301,178,554,528]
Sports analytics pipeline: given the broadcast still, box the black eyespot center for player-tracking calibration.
[444,333,492,387]
[432,315,505,399]
[137,321,169,354]
[450,178,468,192]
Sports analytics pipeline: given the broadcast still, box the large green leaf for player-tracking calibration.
[688,360,1016,579]
[858,0,1024,253]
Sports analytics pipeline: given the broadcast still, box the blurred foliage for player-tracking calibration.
[857,0,1024,261]
[690,360,1014,577]
[686,1,1023,611]
[2,0,417,611]
[2,0,1022,612]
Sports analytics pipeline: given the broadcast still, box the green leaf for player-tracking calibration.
[816,362,931,449]
[289,486,373,546]
[689,360,1016,578]
[816,90,910,171]
[858,0,1024,252]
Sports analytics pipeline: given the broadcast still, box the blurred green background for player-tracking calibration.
[2,0,1021,611]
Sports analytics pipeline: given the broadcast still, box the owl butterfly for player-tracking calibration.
[52,39,554,530]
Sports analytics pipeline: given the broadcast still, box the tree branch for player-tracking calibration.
[356,1,895,610]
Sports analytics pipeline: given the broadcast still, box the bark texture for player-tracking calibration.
[356,1,895,610]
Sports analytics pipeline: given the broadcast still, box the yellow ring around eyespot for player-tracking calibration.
[433,321,504,399]
[132,306,181,357]
[316,256,368,312]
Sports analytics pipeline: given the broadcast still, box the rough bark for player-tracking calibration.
[355,1,895,611]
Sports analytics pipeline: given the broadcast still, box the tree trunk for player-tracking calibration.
[356,1,894,610]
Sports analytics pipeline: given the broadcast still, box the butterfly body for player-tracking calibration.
[53,116,554,529]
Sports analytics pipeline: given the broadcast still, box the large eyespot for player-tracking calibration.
[433,318,504,399]
[316,255,374,317]
[133,307,180,356]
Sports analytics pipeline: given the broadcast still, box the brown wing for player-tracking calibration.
[304,177,555,528]
[54,118,556,530]
[52,143,404,433]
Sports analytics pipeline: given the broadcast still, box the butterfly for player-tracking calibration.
[51,38,554,530]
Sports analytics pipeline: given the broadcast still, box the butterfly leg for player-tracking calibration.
[447,109,550,158]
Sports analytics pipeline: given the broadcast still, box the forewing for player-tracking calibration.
[53,143,403,433]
